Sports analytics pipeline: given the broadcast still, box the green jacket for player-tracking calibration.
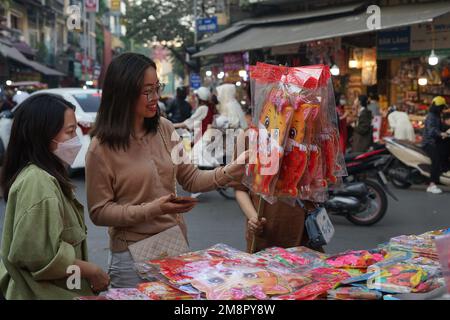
[0,164,94,300]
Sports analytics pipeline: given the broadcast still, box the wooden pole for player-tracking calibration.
[250,195,265,253]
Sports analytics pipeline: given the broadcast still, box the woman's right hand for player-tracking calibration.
[157,194,197,215]
[83,262,110,293]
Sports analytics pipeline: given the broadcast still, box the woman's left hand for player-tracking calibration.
[248,217,266,235]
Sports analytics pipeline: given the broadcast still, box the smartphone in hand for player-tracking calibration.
[170,196,199,204]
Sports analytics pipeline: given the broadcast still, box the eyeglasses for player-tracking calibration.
[142,83,166,101]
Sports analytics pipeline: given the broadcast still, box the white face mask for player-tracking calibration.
[52,136,82,166]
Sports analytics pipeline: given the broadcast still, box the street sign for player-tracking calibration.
[197,17,218,34]
[190,73,202,89]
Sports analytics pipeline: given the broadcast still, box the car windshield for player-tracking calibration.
[72,92,101,113]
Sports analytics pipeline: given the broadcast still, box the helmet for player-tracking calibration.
[196,87,211,101]
[432,96,448,107]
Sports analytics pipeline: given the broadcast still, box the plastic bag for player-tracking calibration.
[366,263,438,293]
[137,281,198,300]
[103,288,151,300]
[273,267,350,300]
[327,286,382,300]
[190,265,291,300]
[148,244,257,285]
[244,62,346,203]
[243,82,294,202]
[325,249,386,269]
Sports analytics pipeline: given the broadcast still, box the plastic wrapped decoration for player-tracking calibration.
[136,281,198,300]
[327,286,382,300]
[273,267,351,300]
[325,249,386,269]
[189,265,291,300]
[366,263,440,294]
[295,73,347,202]
[147,244,258,285]
[244,64,295,202]
[244,62,346,203]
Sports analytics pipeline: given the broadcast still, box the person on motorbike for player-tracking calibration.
[166,86,192,123]
[173,87,216,143]
[422,96,449,194]
[215,84,248,131]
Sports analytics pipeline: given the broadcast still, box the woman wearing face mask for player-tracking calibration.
[335,93,349,154]
[0,94,110,300]
[85,53,248,288]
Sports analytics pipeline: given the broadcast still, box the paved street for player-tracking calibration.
[1,172,450,271]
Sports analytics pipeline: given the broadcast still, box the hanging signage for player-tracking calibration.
[197,17,218,34]
[110,0,121,13]
[377,27,411,53]
[190,73,202,89]
[85,0,99,13]
[271,44,301,56]
[411,14,450,51]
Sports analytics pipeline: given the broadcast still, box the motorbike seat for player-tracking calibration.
[395,139,428,157]
[345,152,363,162]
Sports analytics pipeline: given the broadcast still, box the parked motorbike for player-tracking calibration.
[322,145,397,226]
[384,137,450,189]
[344,144,398,201]
[325,180,388,226]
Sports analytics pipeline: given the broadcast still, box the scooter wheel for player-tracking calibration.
[346,179,388,226]
[391,178,412,189]
[389,161,412,189]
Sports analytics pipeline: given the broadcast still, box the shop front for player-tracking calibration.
[194,2,450,144]
[377,13,450,140]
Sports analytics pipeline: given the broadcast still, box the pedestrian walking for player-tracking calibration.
[352,95,373,152]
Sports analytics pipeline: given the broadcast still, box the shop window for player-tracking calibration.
[10,14,21,30]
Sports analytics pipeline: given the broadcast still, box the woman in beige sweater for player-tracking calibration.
[85,53,247,288]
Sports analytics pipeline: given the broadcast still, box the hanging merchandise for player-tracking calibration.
[361,48,377,86]
[244,62,346,204]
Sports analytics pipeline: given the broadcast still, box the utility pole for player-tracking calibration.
[193,0,198,45]
[83,0,88,82]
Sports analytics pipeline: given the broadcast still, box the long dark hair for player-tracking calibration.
[1,94,76,201]
[91,52,159,151]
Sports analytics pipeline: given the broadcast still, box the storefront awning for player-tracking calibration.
[0,42,65,76]
[198,3,364,45]
[194,2,450,57]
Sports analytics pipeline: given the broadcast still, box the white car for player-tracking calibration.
[0,88,101,171]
